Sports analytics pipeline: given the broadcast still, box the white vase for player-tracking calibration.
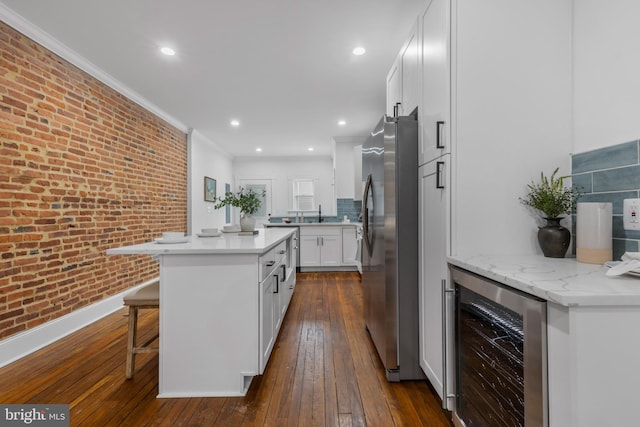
[240,213,256,231]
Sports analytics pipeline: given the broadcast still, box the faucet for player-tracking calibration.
[318,204,323,223]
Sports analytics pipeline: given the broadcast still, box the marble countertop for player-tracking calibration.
[107,228,295,256]
[263,222,361,227]
[448,254,640,307]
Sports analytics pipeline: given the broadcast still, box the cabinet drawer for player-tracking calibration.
[259,241,287,281]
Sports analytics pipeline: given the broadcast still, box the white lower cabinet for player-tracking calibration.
[299,226,342,267]
[259,237,296,373]
[259,273,276,371]
[418,156,450,404]
[341,227,358,265]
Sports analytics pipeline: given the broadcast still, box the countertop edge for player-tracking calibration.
[263,222,361,227]
[107,229,295,256]
[447,254,640,307]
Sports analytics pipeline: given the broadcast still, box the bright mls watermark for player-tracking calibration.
[0,405,69,426]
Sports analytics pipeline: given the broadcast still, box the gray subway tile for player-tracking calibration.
[572,140,639,174]
[572,173,592,194]
[593,165,640,192]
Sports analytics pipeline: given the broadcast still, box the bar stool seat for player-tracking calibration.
[123,280,159,379]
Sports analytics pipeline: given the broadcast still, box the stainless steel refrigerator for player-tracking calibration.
[361,113,423,381]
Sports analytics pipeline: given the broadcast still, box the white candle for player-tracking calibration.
[576,202,612,264]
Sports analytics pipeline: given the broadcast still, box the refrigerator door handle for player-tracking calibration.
[362,174,374,256]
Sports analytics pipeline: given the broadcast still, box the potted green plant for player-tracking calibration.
[520,168,581,258]
[214,187,264,231]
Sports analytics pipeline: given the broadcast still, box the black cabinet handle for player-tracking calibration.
[436,121,445,149]
[436,161,445,189]
[273,274,279,294]
[266,260,275,267]
[393,102,402,118]
[281,264,286,280]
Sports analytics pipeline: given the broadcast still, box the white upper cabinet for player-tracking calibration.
[353,144,363,201]
[386,21,420,118]
[419,0,450,165]
[402,22,420,116]
[386,56,402,117]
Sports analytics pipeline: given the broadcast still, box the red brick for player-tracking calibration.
[0,21,186,340]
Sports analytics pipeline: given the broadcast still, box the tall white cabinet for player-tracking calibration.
[416,0,452,408]
[392,0,573,416]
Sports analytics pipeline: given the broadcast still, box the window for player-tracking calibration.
[292,179,315,211]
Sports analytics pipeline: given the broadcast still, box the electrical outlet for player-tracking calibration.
[623,198,640,230]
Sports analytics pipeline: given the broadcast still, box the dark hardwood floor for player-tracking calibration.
[0,272,453,426]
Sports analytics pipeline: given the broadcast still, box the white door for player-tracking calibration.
[418,156,450,403]
[238,179,272,226]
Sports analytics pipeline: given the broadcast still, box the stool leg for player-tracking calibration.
[126,306,138,379]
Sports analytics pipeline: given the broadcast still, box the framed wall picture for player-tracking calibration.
[204,176,217,202]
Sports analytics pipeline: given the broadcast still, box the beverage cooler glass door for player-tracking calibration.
[451,267,548,427]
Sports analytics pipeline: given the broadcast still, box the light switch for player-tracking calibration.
[623,198,640,230]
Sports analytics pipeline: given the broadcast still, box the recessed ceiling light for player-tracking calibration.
[338,120,347,126]
[256,147,262,152]
[352,46,366,56]
[230,120,240,127]
[308,147,314,152]
[160,47,175,56]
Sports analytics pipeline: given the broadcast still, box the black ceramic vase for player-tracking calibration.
[537,217,570,258]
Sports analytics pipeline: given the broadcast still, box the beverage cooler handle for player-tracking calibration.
[436,121,445,149]
[436,161,445,189]
[442,279,456,410]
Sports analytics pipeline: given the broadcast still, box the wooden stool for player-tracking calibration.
[123,280,159,379]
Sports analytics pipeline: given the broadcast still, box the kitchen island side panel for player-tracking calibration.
[158,254,259,397]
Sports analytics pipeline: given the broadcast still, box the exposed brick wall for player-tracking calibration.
[0,21,187,340]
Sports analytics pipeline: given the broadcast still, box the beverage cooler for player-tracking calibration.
[450,266,548,427]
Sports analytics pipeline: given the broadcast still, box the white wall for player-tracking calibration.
[233,156,336,219]
[452,0,573,256]
[573,0,640,153]
[189,130,234,233]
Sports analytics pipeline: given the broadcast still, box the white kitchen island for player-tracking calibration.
[107,228,296,398]
[448,254,640,427]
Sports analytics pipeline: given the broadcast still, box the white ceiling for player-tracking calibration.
[0,0,424,158]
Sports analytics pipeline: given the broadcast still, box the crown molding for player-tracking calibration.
[0,3,188,133]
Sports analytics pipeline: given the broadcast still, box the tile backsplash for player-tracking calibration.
[572,140,640,260]
[268,198,362,224]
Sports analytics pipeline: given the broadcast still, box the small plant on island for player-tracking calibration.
[213,187,264,215]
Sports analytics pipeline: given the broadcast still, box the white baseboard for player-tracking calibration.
[0,278,158,369]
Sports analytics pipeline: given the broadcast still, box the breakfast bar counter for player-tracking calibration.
[107,228,296,398]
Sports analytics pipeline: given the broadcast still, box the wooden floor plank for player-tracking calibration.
[0,272,452,426]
